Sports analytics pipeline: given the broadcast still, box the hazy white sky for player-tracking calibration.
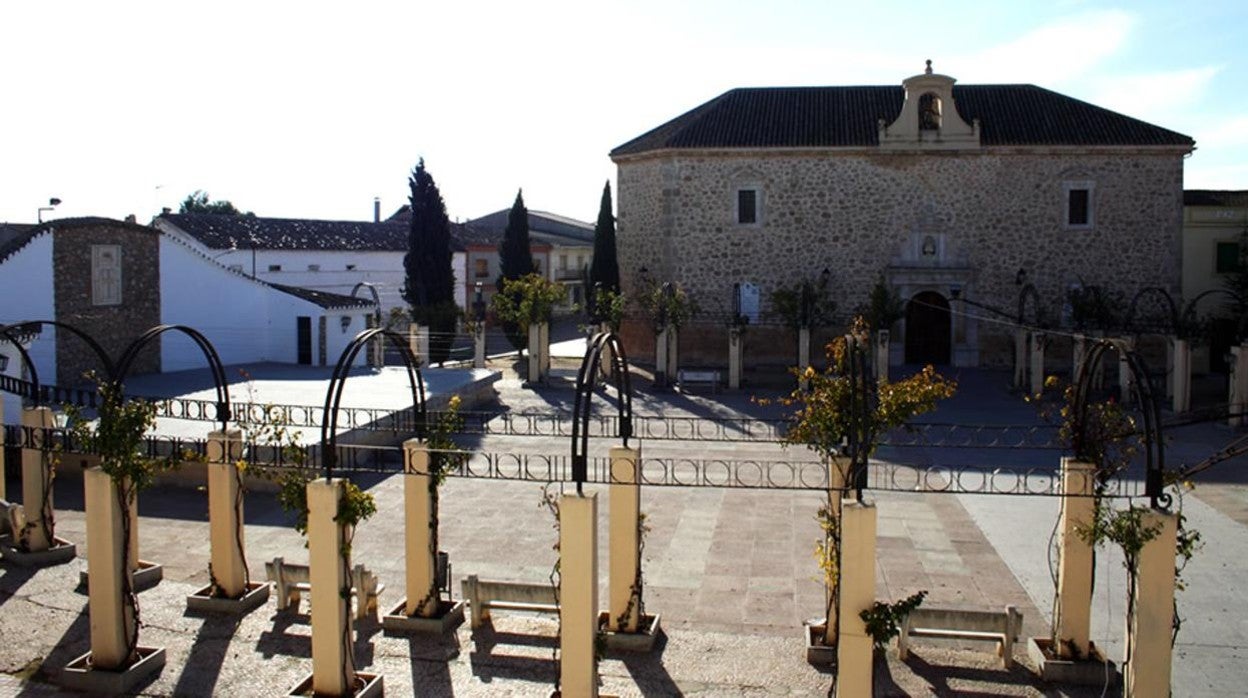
[2,1,1245,225]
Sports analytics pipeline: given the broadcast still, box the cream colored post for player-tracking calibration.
[597,323,614,380]
[1029,332,1046,396]
[823,457,847,646]
[528,323,543,383]
[1125,509,1177,698]
[609,447,641,633]
[409,323,430,367]
[540,322,551,378]
[207,430,246,597]
[560,493,599,698]
[1230,345,1248,427]
[21,406,55,551]
[84,467,133,670]
[0,393,6,501]
[1013,330,1027,388]
[473,325,486,369]
[1171,339,1190,414]
[728,328,742,390]
[404,440,436,617]
[1116,337,1136,402]
[127,486,139,573]
[836,501,877,697]
[1072,335,1087,386]
[875,330,890,384]
[799,326,812,367]
[655,328,669,386]
[308,479,355,696]
[1055,459,1095,659]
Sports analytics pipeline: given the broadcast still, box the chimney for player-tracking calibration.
[162,207,172,215]
[374,197,381,223]
[125,214,136,224]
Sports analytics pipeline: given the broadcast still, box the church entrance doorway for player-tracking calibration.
[905,291,951,365]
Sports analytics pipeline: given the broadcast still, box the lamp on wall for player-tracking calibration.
[340,316,352,333]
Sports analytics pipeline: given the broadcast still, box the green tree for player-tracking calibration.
[771,276,836,330]
[497,190,535,351]
[401,159,459,364]
[587,181,620,320]
[491,273,565,337]
[178,190,250,215]
[860,275,905,333]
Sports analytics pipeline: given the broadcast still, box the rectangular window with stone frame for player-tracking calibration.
[737,188,759,225]
[1063,181,1094,229]
[1216,241,1242,274]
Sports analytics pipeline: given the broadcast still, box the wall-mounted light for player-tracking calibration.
[340,316,352,333]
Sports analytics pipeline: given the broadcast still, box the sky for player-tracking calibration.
[2,1,1246,226]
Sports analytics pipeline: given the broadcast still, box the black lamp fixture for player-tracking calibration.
[1015,268,1028,286]
[37,197,62,223]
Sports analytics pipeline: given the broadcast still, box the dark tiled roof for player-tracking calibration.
[466,209,594,245]
[1185,190,1248,207]
[611,84,1195,156]
[268,283,378,309]
[160,213,478,252]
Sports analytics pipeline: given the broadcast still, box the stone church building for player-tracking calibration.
[610,63,1195,367]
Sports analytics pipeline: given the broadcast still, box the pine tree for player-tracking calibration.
[401,159,459,364]
[497,190,535,351]
[587,181,620,320]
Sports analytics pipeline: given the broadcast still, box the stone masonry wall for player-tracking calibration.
[615,149,1185,367]
[53,222,161,383]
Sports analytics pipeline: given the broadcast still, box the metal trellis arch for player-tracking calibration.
[571,331,633,495]
[116,325,231,431]
[320,328,426,480]
[1126,287,1180,335]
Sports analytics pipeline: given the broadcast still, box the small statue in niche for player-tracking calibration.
[919,93,941,131]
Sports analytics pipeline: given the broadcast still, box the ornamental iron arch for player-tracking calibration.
[571,331,633,495]
[0,324,44,406]
[0,319,117,406]
[1125,287,1180,336]
[1182,288,1248,340]
[1070,338,1167,510]
[320,328,426,480]
[116,325,231,432]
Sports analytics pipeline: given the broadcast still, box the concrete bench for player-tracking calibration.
[264,556,385,621]
[898,605,1022,668]
[461,574,558,629]
[0,500,20,538]
[677,370,721,393]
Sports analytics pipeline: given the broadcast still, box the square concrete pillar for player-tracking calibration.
[798,327,812,391]
[1115,337,1136,402]
[560,493,599,698]
[1029,332,1046,397]
[0,392,6,502]
[1055,459,1096,659]
[874,330,889,384]
[608,447,641,633]
[822,458,849,646]
[666,328,679,380]
[403,440,436,617]
[1013,330,1027,388]
[1171,339,1191,414]
[84,467,135,670]
[597,323,614,381]
[728,329,743,390]
[207,430,246,598]
[1125,509,1177,698]
[1229,345,1248,427]
[307,479,355,696]
[473,326,486,369]
[540,321,551,378]
[836,501,877,697]
[21,406,55,552]
[528,322,549,384]
[409,323,429,367]
[655,328,670,387]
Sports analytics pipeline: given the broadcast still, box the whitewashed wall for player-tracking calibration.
[0,234,56,424]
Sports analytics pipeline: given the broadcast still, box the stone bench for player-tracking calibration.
[677,369,721,393]
[0,500,20,538]
[264,556,384,621]
[461,574,558,629]
[898,605,1022,668]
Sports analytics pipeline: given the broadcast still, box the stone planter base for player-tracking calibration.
[60,646,166,694]
[382,599,466,635]
[804,622,837,665]
[288,671,383,697]
[79,560,163,592]
[186,581,271,615]
[1027,638,1118,685]
[0,537,76,567]
[598,611,662,652]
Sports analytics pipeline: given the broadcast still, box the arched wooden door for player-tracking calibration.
[905,291,951,365]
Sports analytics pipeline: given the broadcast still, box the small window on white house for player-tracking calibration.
[91,245,122,306]
[559,254,568,270]
[227,263,243,273]
[737,188,759,225]
[345,264,357,271]
[1063,181,1095,229]
[268,264,282,272]
[307,264,321,272]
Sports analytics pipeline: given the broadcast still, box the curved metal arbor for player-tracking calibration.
[0,319,118,405]
[116,325,231,432]
[0,324,44,404]
[1070,338,1168,510]
[320,328,426,480]
[571,331,633,495]
[1126,287,1180,335]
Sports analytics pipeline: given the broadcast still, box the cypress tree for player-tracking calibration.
[401,158,458,364]
[587,181,620,319]
[497,190,535,351]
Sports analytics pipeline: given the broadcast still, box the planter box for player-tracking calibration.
[0,536,76,567]
[1027,637,1118,685]
[804,622,837,665]
[598,611,662,652]
[381,599,465,635]
[80,560,163,592]
[288,671,383,697]
[186,581,271,615]
[60,646,166,694]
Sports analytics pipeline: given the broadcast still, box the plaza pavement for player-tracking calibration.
[0,355,1244,696]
